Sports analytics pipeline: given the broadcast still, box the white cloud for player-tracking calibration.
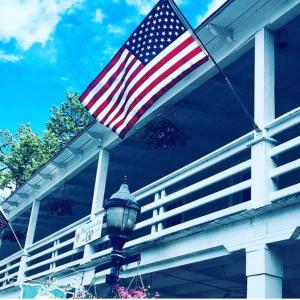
[196,0,227,25]
[94,8,106,24]
[125,0,188,15]
[0,0,83,51]
[125,0,156,15]
[0,50,23,63]
[107,24,125,35]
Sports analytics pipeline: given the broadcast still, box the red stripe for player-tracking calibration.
[90,56,139,119]
[118,55,209,138]
[85,51,132,110]
[112,46,202,132]
[106,35,196,127]
[93,60,144,122]
[96,63,145,123]
[79,48,124,102]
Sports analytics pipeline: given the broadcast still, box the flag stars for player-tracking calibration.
[126,2,187,65]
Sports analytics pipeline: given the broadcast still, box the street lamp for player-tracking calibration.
[104,178,141,297]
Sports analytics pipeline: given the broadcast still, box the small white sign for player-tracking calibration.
[73,217,103,249]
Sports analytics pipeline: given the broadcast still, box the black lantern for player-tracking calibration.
[104,178,141,297]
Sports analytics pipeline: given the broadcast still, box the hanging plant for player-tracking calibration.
[139,114,189,149]
[43,199,73,216]
[112,284,160,299]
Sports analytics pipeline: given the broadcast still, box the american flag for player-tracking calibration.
[0,207,8,234]
[80,0,208,138]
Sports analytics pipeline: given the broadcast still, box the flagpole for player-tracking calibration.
[168,0,262,134]
[8,222,23,251]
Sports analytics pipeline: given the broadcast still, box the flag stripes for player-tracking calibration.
[80,0,208,138]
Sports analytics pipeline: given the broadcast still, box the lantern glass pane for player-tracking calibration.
[107,206,125,229]
[121,207,138,231]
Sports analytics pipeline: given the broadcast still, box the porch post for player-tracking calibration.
[82,148,109,262]
[251,28,277,208]
[91,148,110,215]
[17,199,40,282]
[246,245,283,298]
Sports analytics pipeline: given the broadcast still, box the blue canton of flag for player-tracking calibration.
[80,0,208,138]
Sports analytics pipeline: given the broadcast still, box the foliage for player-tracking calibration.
[45,92,94,154]
[139,115,189,149]
[0,93,93,191]
[113,284,160,299]
[0,125,46,189]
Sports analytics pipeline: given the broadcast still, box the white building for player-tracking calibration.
[0,0,299,298]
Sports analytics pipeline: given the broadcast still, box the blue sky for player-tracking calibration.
[0,0,225,134]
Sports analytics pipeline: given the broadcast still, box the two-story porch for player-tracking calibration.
[0,0,300,298]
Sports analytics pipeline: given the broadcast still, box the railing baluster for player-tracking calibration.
[158,190,166,232]
[50,239,60,270]
[151,193,160,233]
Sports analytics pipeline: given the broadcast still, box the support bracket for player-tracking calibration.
[206,23,234,42]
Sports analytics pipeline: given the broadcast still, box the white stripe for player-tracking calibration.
[97,59,143,124]
[116,51,206,135]
[109,39,201,129]
[89,54,136,115]
[82,49,129,107]
[103,32,192,125]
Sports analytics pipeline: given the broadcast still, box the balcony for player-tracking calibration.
[0,105,298,293]
[0,0,300,297]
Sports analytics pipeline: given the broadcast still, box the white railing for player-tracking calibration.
[92,132,254,260]
[266,107,300,202]
[0,107,299,291]
[0,250,23,290]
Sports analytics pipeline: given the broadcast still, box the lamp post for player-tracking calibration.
[104,178,141,298]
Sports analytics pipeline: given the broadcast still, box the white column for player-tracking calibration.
[246,245,283,298]
[83,148,109,263]
[91,148,110,216]
[17,199,40,282]
[251,28,277,208]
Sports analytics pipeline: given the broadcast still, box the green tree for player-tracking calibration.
[45,92,94,154]
[0,125,46,189]
[0,93,93,190]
